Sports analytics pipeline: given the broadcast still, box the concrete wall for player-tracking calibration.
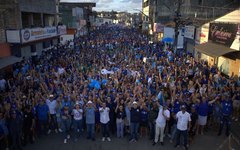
[18,0,56,14]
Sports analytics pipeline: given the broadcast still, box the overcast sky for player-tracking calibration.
[60,0,142,12]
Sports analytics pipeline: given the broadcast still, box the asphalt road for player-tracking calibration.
[23,129,238,150]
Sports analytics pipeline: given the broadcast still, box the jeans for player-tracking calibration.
[175,129,188,146]
[149,121,155,139]
[11,131,22,150]
[116,119,124,138]
[101,123,110,138]
[62,119,71,139]
[73,119,83,139]
[38,120,48,136]
[218,115,231,136]
[171,124,177,141]
[49,114,58,130]
[130,122,139,140]
[86,124,95,139]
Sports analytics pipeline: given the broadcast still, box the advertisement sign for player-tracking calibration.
[195,27,209,44]
[208,23,238,47]
[184,26,195,39]
[153,23,164,33]
[21,27,57,43]
[57,25,67,35]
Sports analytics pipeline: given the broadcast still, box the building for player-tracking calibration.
[143,0,240,42]
[95,18,113,26]
[142,0,240,77]
[1,0,66,74]
[59,2,96,40]
[194,9,240,77]
[97,11,117,19]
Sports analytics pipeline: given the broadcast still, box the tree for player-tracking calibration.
[160,0,184,52]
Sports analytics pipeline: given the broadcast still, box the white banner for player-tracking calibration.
[195,27,209,44]
[57,25,67,35]
[21,27,57,43]
[184,26,195,39]
[6,30,21,43]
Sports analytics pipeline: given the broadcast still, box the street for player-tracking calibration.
[24,130,232,150]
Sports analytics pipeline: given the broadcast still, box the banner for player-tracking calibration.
[195,27,209,44]
[184,26,195,39]
[6,30,21,43]
[21,27,57,43]
[208,23,238,47]
[57,25,67,35]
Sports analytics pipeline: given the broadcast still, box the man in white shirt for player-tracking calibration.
[99,102,111,142]
[153,103,170,146]
[46,94,58,134]
[175,105,191,150]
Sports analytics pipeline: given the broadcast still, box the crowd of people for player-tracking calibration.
[0,25,239,150]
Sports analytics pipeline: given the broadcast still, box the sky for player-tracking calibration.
[60,0,142,13]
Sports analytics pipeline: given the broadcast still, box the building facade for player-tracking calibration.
[59,2,96,38]
[194,9,240,77]
[1,0,66,73]
[143,0,240,41]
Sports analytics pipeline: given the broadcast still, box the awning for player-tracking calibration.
[195,42,237,57]
[0,56,22,69]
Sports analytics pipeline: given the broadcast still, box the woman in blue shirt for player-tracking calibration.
[196,95,218,135]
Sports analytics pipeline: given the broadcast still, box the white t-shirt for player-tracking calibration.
[72,109,83,120]
[156,106,170,128]
[99,107,110,124]
[176,111,191,131]
[46,99,57,114]
[58,67,65,75]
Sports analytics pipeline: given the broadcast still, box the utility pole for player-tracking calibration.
[173,0,182,54]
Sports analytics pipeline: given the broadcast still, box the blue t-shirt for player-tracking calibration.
[221,100,233,116]
[86,107,95,124]
[198,101,208,116]
[140,109,149,122]
[36,104,49,121]
[173,100,181,114]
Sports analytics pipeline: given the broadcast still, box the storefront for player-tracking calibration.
[195,22,240,77]
[6,25,67,58]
